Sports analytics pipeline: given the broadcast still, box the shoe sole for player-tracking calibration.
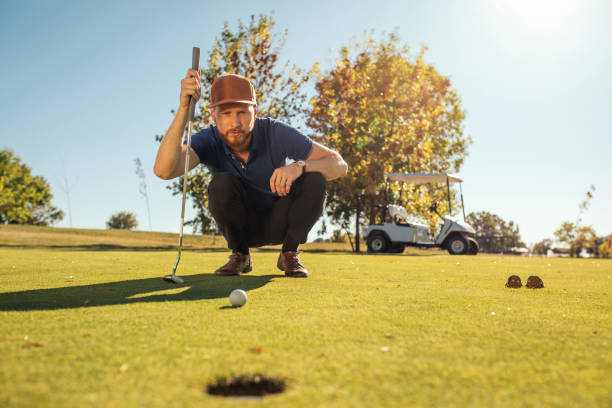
[277,260,308,277]
[285,272,308,278]
[215,265,252,276]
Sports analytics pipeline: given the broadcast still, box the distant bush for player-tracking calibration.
[599,241,610,258]
[466,211,524,253]
[330,229,349,243]
[532,239,553,255]
[106,212,138,230]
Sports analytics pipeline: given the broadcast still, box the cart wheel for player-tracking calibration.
[447,234,469,255]
[367,233,389,253]
[467,237,479,255]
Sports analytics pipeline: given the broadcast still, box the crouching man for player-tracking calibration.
[154,71,347,277]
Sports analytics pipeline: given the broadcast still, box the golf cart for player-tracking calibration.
[365,173,479,255]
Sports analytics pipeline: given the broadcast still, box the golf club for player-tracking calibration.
[163,46,200,284]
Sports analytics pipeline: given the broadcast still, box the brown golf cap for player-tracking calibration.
[210,74,256,108]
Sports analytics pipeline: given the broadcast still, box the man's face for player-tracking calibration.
[212,103,257,152]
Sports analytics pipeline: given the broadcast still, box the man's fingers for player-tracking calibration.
[182,73,201,92]
[279,177,288,195]
[270,169,297,196]
[180,70,201,108]
[270,172,277,193]
[276,175,287,196]
[275,176,283,195]
[182,78,200,88]
[186,68,200,79]
[182,82,201,98]
[285,179,292,194]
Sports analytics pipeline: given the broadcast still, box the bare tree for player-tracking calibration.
[57,162,77,228]
[134,158,152,231]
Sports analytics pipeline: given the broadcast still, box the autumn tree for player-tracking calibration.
[554,185,597,257]
[599,236,611,258]
[0,150,64,226]
[554,222,598,257]
[308,33,470,251]
[156,13,314,234]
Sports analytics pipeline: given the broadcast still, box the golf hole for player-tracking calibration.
[206,374,286,398]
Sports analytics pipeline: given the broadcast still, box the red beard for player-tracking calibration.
[220,128,251,152]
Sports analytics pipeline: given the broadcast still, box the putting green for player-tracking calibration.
[1,246,610,407]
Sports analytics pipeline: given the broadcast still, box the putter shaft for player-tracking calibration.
[165,46,200,284]
[172,120,192,277]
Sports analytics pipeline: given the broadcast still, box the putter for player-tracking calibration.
[164,47,200,284]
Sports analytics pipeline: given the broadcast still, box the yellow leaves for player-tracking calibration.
[308,31,469,238]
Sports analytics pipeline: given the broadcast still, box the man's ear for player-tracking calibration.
[253,105,257,118]
[210,108,216,122]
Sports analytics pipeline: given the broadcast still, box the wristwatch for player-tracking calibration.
[295,160,306,175]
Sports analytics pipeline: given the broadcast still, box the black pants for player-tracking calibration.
[208,172,327,252]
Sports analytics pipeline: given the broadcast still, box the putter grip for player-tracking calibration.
[188,47,200,121]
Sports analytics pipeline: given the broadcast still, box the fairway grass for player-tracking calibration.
[1,245,610,407]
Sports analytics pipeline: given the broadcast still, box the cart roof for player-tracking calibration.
[387,173,463,184]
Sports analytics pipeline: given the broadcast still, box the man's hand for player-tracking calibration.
[180,69,201,110]
[270,163,303,196]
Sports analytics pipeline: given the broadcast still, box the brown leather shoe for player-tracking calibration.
[215,252,252,276]
[277,251,308,278]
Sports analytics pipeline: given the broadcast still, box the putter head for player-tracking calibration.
[163,274,184,284]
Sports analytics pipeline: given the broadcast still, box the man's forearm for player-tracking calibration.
[304,154,348,180]
[153,106,189,179]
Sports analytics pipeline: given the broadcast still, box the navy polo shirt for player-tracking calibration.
[190,118,313,212]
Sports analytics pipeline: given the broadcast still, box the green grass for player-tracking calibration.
[0,227,610,407]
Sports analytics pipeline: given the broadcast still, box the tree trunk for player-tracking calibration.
[355,205,361,253]
[369,196,376,225]
[345,229,355,252]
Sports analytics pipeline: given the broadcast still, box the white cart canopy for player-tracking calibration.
[387,173,463,184]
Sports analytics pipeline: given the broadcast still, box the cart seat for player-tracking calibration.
[388,205,409,223]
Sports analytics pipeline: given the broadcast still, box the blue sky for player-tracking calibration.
[1,0,610,245]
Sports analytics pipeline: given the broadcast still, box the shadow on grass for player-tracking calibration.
[0,244,358,254]
[0,273,281,311]
[0,243,231,252]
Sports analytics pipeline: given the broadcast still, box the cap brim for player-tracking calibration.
[209,99,257,108]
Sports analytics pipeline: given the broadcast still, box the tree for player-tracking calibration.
[572,226,597,257]
[599,238,611,259]
[106,212,138,230]
[466,211,525,253]
[0,150,64,226]
[156,13,314,234]
[308,32,470,251]
[532,238,553,255]
[167,166,216,234]
[134,158,152,231]
[553,185,597,257]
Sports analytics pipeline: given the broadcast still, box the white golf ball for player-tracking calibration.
[229,289,247,307]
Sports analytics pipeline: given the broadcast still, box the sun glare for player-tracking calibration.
[493,0,592,32]
[488,0,597,49]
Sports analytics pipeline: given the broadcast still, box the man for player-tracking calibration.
[154,70,347,277]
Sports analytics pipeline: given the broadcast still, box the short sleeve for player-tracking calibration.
[269,120,313,161]
[190,126,218,166]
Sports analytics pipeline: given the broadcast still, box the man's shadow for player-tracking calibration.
[0,273,279,311]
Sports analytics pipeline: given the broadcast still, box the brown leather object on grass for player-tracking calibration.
[526,275,544,289]
[505,275,522,288]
